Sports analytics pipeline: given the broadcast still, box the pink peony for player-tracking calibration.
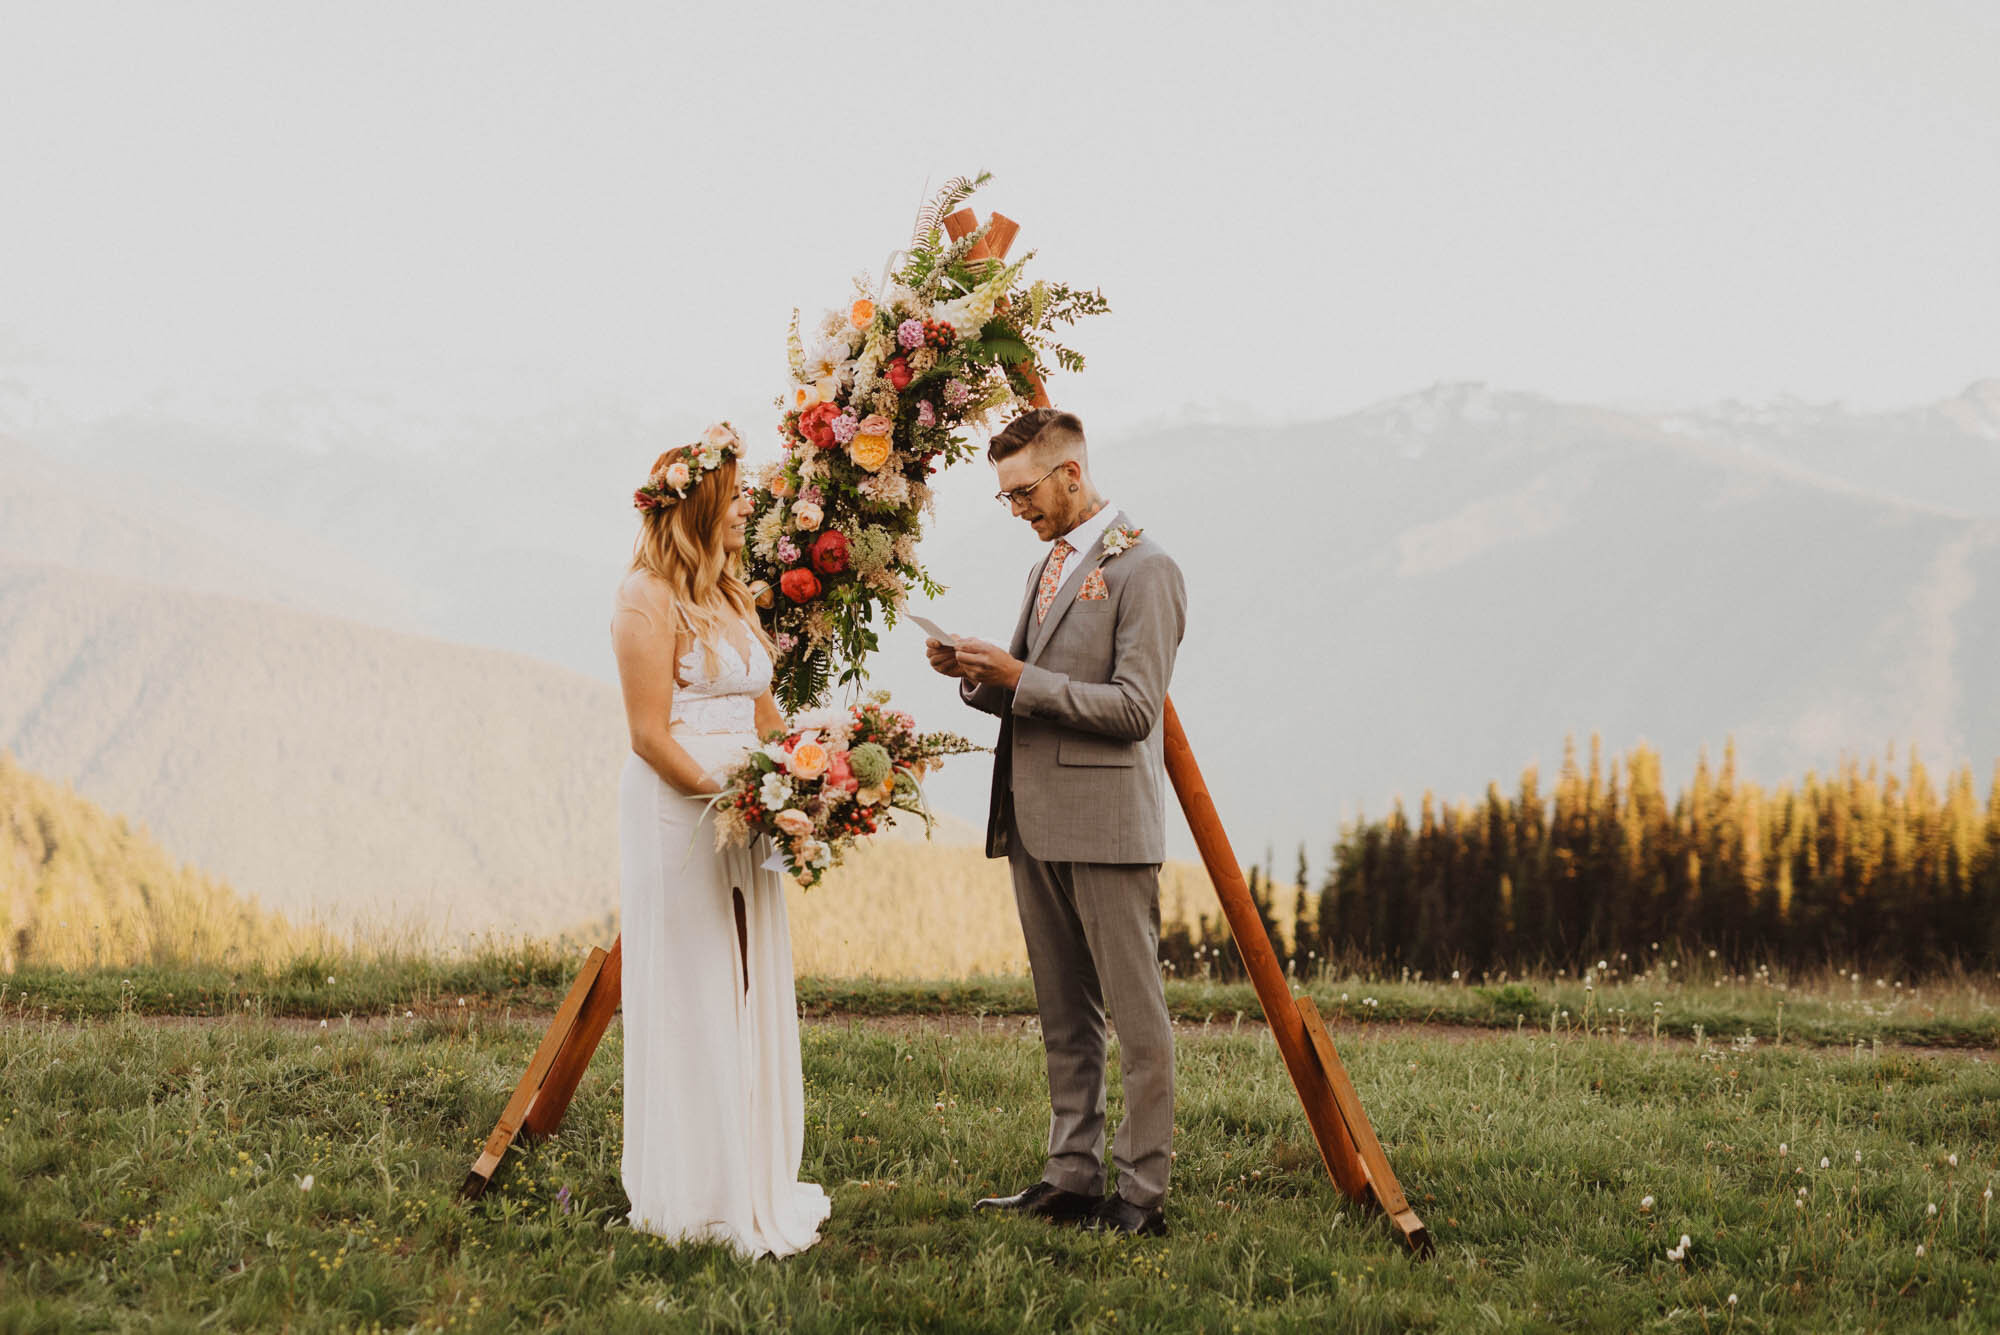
[824,749,858,793]
[916,400,936,427]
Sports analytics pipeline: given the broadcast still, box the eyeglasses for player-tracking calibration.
[994,463,1066,508]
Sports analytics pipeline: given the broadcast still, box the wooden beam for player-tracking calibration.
[1296,995,1433,1255]
[1161,697,1370,1202]
[460,944,611,1200]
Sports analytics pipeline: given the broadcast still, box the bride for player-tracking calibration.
[610,423,829,1258]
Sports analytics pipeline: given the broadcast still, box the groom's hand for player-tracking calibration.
[924,638,967,679]
[955,639,1023,690]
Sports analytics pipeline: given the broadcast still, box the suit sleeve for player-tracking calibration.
[960,678,1011,717]
[1010,554,1186,742]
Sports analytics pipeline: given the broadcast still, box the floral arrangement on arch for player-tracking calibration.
[743,172,1110,710]
[710,694,982,888]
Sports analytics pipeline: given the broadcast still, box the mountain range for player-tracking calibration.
[4,379,1996,928]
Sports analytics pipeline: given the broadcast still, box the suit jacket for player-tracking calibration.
[961,510,1187,864]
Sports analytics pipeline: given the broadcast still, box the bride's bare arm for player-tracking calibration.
[752,688,785,739]
[612,594,720,797]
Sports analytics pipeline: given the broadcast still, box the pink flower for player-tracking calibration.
[824,749,858,793]
[943,378,971,408]
[831,412,859,445]
[858,413,892,438]
[896,318,925,350]
[774,808,814,837]
[916,400,936,427]
[776,535,800,563]
[663,461,691,492]
[776,632,798,652]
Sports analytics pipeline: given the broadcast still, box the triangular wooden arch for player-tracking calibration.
[461,210,1430,1256]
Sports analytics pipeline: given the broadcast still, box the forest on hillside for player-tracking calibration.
[1169,739,2000,979]
[0,752,303,969]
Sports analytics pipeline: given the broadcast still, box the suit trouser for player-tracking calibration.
[1008,823,1175,1208]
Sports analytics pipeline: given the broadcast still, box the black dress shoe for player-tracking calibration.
[972,1181,1102,1223]
[1087,1194,1168,1237]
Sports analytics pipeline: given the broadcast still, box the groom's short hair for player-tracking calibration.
[988,408,1087,466]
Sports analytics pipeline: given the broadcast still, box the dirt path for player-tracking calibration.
[29,1007,1995,1061]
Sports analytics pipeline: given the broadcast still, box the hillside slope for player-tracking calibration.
[0,750,300,969]
[0,559,627,932]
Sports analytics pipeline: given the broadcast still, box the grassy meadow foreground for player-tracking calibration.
[5,984,2000,1332]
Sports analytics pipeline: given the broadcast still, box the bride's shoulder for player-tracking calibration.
[612,571,680,634]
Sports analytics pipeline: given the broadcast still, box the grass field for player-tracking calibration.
[4,992,1998,1331]
[8,950,1999,1052]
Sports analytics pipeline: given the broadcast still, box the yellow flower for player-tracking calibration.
[849,433,892,472]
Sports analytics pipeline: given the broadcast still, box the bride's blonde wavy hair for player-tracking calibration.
[627,450,771,677]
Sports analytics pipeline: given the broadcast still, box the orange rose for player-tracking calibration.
[786,739,831,781]
[848,432,892,472]
[849,299,875,329]
[773,808,814,837]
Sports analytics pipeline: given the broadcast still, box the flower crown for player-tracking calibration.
[633,422,743,514]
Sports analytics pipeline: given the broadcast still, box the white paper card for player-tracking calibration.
[910,614,957,647]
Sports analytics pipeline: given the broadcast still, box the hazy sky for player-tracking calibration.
[3,0,1997,439]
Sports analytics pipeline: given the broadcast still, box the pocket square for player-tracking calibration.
[1078,569,1110,601]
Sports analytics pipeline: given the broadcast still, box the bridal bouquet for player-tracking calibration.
[746,172,1109,710]
[710,693,982,889]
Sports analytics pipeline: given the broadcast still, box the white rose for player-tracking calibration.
[664,461,691,492]
[702,422,737,451]
[791,500,823,531]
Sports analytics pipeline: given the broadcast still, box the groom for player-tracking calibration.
[926,407,1186,1237]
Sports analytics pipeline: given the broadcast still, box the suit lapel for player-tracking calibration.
[1007,557,1042,658]
[1027,511,1123,663]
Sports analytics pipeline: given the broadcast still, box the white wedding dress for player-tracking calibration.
[618,617,829,1258]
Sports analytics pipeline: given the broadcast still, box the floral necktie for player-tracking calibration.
[1036,538,1074,624]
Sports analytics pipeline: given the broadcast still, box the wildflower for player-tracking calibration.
[1640,1195,1655,1211]
[458,997,466,1007]
[1820,1157,1830,1170]
[298,1174,314,1192]
[326,976,336,985]
[1916,1244,1926,1258]
[557,1185,572,1214]
[1948,1153,1958,1168]
[1854,1151,1862,1165]
[319,1019,328,1029]
[1779,1143,1788,1157]
[404,1010,413,1019]
[1727,1294,1738,1307]
[1927,1203,1938,1216]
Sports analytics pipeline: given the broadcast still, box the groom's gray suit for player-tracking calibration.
[961,508,1186,1208]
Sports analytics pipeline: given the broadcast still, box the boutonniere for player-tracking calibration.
[1101,525,1143,559]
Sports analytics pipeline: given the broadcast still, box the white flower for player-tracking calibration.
[759,772,792,808]
[1948,1153,1959,1168]
[790,707,851,735]
[798,837,833,868]
[1916,1244,1926,1258]
[1820,1157,1831,1169]
[1854,1151,1862,1165]
[326,976,336,985]
[1727,1294,1737,1307]
[1779,1143,1788,1157]
[298,1174,314,1192]
[1927,1202,1938,1216]
[1640,1195,1654,1210]
[800,333,855,386]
